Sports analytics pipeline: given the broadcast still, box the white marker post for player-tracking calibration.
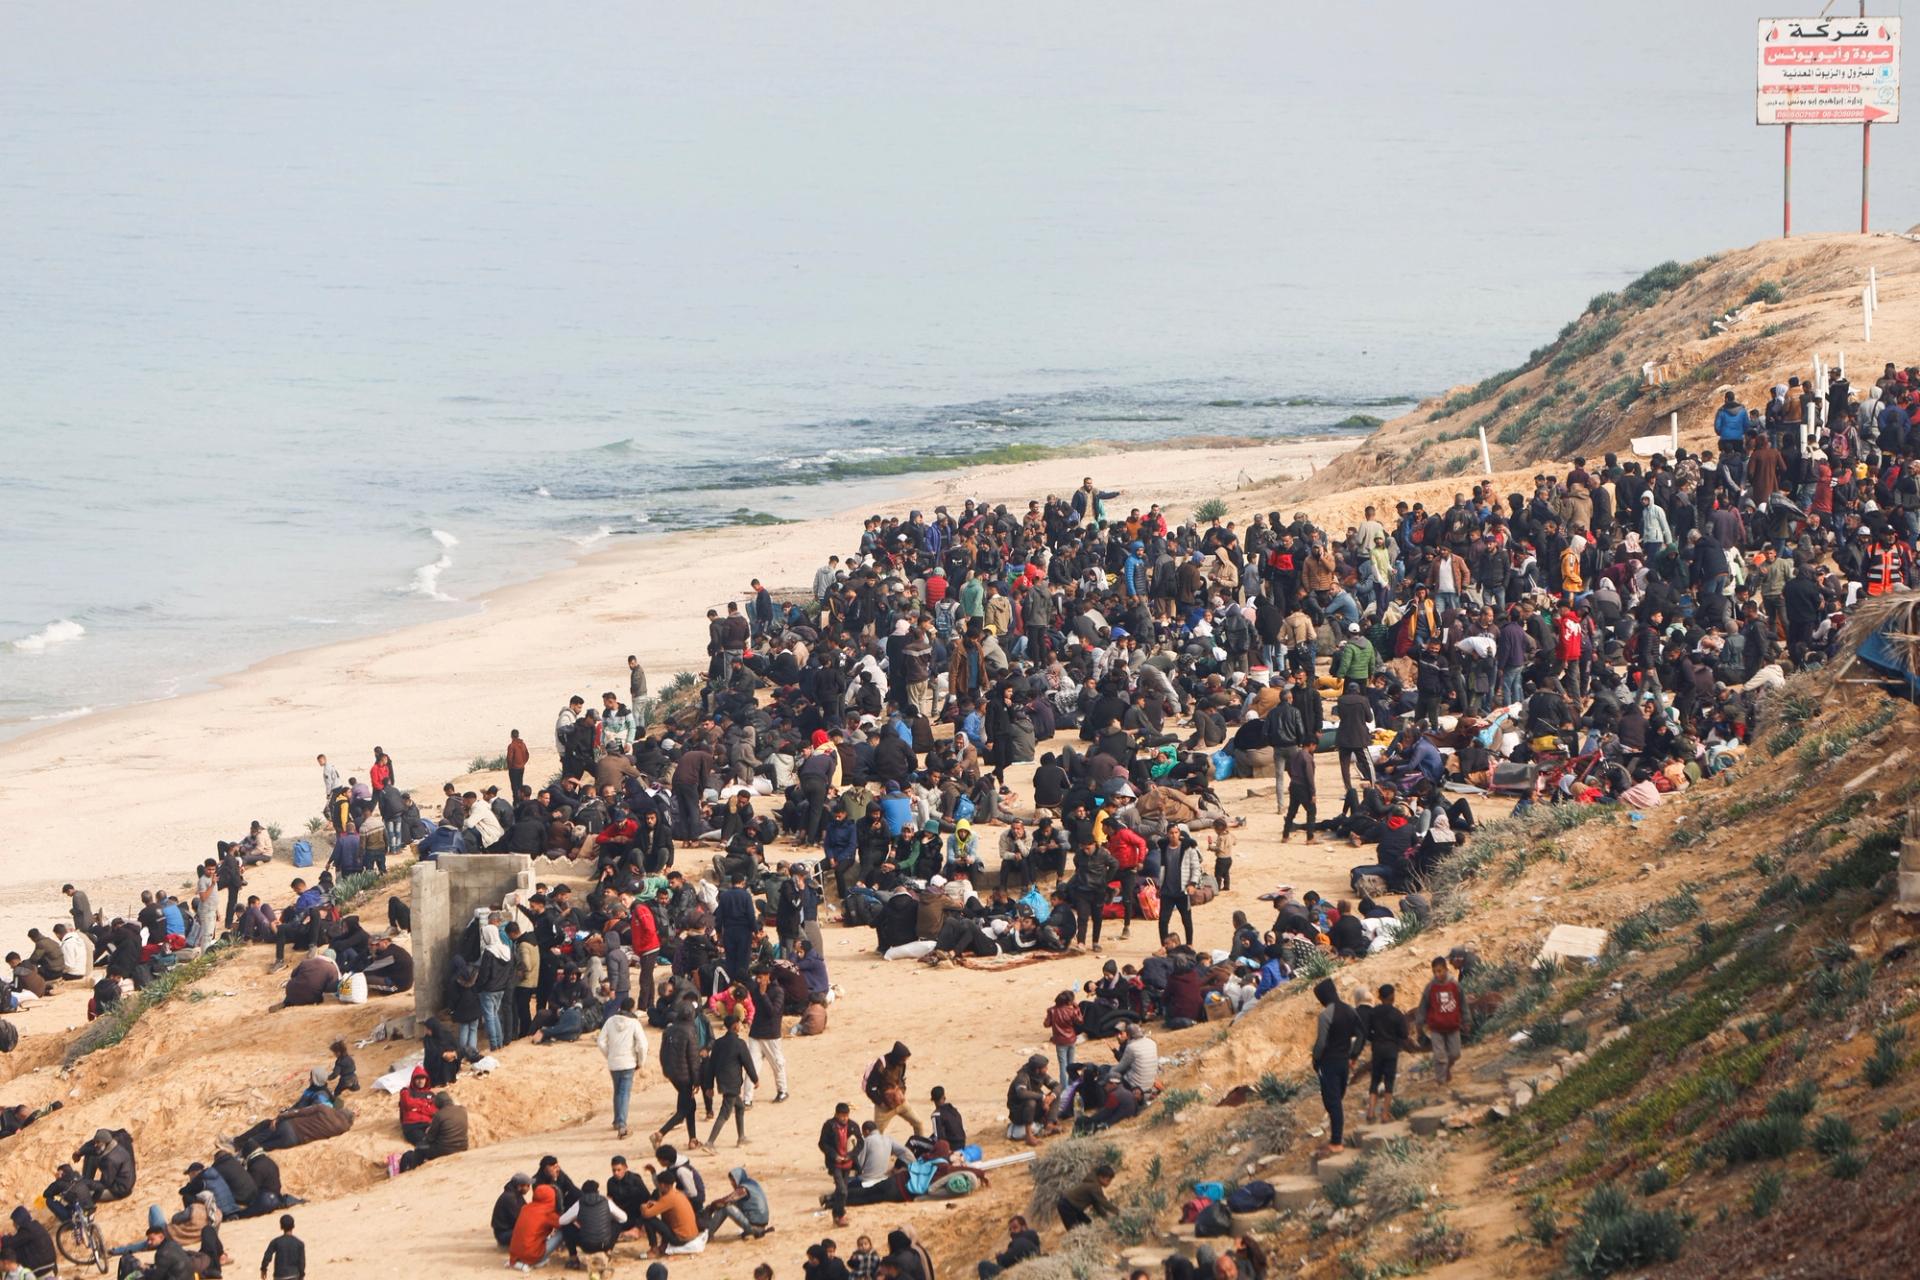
[1670,411,1678,452]
[1478,425,1492,475]
[1865,288,1874,343]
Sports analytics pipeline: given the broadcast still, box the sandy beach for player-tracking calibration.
[0,436,1348,945]
[0,430,1396,1280]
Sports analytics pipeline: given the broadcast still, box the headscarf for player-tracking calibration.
[476,908,511,963]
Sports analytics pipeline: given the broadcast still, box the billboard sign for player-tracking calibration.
[1758,16,1900,124]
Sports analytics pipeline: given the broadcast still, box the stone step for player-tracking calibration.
[1123,1247,1177,1271]
[1348,1120,1412,1151]
[1264,1174,1324,1211]
[1313,1148,1363,1186]
[1450,1083,1504,1107]
[1230,1209,1281,1234]
[1407,1104,1451,1136]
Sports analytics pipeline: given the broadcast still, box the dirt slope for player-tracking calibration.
[1300,231,1920,498]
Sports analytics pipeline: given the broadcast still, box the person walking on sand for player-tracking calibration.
[862,1041,922,1138]
[597,996,650,1140]
[1310,977,1362,1156]
[1413,955,1466,1086]
[1362,983,1411,1125]
[317,754,340,808]
[705,1014,758,1149]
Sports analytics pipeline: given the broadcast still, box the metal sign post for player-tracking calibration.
[1784,122,1793,236]
[1759,16,1900,235]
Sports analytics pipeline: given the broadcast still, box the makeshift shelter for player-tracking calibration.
[1833,590,1920,700]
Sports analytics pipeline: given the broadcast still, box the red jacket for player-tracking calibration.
[629,903,661,957]
[398,1071,438,1127]
[1555,610,1582,661]
[1107,827,1148,872]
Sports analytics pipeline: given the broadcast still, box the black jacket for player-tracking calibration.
[492,1183,527,1245]
[708,1032,759,1092]
[747,982,786,1040]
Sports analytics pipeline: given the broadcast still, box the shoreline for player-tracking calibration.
[0,435,1352,943]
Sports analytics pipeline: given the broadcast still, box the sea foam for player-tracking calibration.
[8,618,86,653]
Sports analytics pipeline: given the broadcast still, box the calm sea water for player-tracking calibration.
[3,2,1915,733]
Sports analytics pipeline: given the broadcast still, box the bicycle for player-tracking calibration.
[54,1199,110,1275]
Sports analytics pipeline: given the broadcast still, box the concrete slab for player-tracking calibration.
[1351,1120,1412,1151]
[1536,924,1608,966]
[1408,1104,1451,1136]
[1313,1149,1363,1185]
[1264,1175,1323,1211]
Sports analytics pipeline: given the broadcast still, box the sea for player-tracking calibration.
[3,2,1916,736]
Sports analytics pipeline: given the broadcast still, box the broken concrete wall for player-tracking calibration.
[411,853,533,1020]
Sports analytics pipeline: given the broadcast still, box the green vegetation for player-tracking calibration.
[1810,1114,1858,1157]
[1548,316,1623,373]
[64,944,238,1067]
[1564,1183,1687,1278]
[1333,413,1385,430]
[1828,1149,1868,1180]
[1435,366,1528,419]
[1361,1138,1444,1218]
[1880,1107,1904,1132]
[636,670,701,729]
[1192,497,1231,523]
[1748,1170,1783,1218]
[1637,1167,1669,1196]
[1150,1088,1201,1126]
[1865,1024,1908,1087]
[1765,1078,1818,1118]
[1324,1164,1368,1210]
[1743,280,1785,306]
[1712,1113,1804,1165]
[1256,1071,1308,1105]
[1409,1210,1470,1266]
[1619,258,1708,309]
[726,508,799,526]
[468,753,509,772]
[1501,934,1784,1163]
[1600,1037,1774,1158]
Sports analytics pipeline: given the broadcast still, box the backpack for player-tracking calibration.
[1426,980,1463,1033]
[291,840,313,868]
[1226,1180,1275,1213]
[1195,1201,1235,1237]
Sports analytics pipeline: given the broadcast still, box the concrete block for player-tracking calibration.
[1265,1175,1323,1211]
[411,853,529,1019]
[1352,1120,1412,1151]
[1536,924,1607,966]
[1313,1149,1362,1185]
[410,861,451,1020]
[1407,1104,1451,1136]
[1123,1248,1176,1271]
[1230,1210,1280,1234]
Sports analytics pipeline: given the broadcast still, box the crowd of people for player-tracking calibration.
[7,356,1916,1277]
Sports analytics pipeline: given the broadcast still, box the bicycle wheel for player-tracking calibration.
[88,1218,109,1273]
[54,1218,92,1265]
